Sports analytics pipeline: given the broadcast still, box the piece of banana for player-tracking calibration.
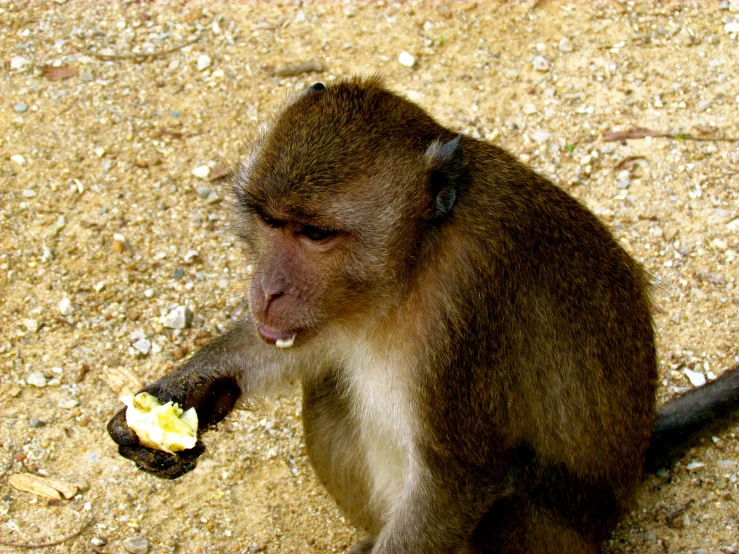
[122,392,198,453]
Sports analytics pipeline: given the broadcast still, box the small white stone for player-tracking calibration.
[686,461,705,471]
[192,165,211,179]
[23,319,39,333]
[10,154,26,165]
[558,37,573,52]
[725,21,739,34]
[94,147,106,158]
[711,238,728,251]
[10,56,31,70]
[59,397,80,409]
[144,288,154,298]
[398,51,416,68]
[523,103,538,115]
[162,306,193,329]
[58,296,74,316]
[132,338,152,355]
[196,54,212,71]
[533,56,550,71]
[122,536,150,554]
[27,372,47,388]
[531,130,550,144]
[683,368,707,387]
[22,189,37,198]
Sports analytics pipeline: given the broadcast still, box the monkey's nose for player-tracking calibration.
[260,279,286,314]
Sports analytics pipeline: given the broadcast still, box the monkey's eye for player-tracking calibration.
[298,225,336,242]
[257,211,283,228]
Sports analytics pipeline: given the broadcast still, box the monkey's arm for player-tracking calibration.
[107,318,284,479]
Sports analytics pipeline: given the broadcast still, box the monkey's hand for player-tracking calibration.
[107,373,241,479]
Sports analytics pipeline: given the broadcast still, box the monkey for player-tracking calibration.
[108,77,739,553]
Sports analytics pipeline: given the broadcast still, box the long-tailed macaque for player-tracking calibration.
[109,77,739,553]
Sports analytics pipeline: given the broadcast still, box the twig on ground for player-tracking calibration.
[604,127,739,143]
[0,518,95,550]
[85,35,201,62]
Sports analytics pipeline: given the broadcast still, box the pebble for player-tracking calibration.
[523,103,538,115]
[29,418,46,428]
[193,165,211,179]
[79,70,94,82]
[686,461,705,471]
[533,55,550,71]
[27,372,48,388]
[683,368,707,387]
[91,537,107,547]
[205,191,222,204]
[398,51,416,68]
[196,55,212,71]
[162,306,193,329]
[58,296,74,316]
[10,154,26,165]
[123,536,150,554]
[132,338,152,355]
[58,397,80,409]
[10,56,30,70]
[617,179,631,190]
[558,37,573,52]
[22,189,37,198]
[23,319,39,333]
[173,268,185,280]
[49,216,66,237]
[112,233,130,253]
[13,103,28,113]
[725,21,739,34]
[531,130,550,144]
[196,185,212,198]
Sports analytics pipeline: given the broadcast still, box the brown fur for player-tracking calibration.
[108,77,738,553]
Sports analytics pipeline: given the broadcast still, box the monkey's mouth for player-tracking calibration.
[257,324,298,349]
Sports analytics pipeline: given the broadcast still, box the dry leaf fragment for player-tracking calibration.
[104,365,144,401]
[43,66,78,81]
[8,474,79,500]
[209,162,230,181]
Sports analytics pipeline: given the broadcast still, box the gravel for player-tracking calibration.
[0,2,737,553]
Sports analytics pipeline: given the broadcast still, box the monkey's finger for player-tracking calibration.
[118,442,206,478]
[136,459,198,480]
[107,408,139,446]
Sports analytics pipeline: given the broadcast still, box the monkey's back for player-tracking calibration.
[423,139,657,540]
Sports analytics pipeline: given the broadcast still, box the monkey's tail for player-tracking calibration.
[645,365,739,472]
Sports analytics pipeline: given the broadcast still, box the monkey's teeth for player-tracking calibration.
[275,334,297,349]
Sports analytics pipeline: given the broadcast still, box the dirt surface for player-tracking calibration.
[1,0,738,552]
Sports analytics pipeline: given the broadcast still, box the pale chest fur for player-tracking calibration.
[342,341,417,513]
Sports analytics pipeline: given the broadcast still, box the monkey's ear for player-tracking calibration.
[425,134,464,222]
[302,82,326,96]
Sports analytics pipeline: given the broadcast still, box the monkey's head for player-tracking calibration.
[232,77,465,348]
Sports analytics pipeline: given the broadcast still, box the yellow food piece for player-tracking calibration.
[122,392,198,453]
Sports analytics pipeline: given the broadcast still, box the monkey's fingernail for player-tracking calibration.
[161,456,177,468]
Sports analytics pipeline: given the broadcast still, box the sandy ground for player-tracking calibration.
[1,0,738,552]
